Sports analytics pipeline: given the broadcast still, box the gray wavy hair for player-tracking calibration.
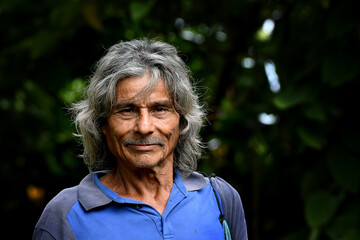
[72,38,206,174]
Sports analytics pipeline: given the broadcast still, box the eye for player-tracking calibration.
[151,106,170,117]
[116,108,136,116]
[155,106,166,112]
[121,108,134,113]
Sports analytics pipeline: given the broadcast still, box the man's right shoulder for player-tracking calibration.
[45,186,79,214]
[33,186,79,240]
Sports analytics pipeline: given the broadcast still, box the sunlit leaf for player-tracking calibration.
[58,78,86,104]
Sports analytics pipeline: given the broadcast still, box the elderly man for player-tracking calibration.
[33,39,247,240]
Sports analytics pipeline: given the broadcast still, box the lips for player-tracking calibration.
[123,138,165,151]
[128,144,159,151]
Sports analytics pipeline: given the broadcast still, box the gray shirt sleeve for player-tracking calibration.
[33,228,56,240]
[212,177,248,240]
[33,187,78,240]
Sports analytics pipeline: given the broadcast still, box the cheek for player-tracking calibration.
[107,117,133,135]
[163,118,181,143]
[103,122,130,149]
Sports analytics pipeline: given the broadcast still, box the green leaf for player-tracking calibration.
[301,166,328,200]
[249,134,269,156]
[327,147,360,193]
[273,86,312,110]
[58,78,86,104]
[129,1,154,22]
[308,228,320,240]
[325,202,360,240]
[297,127,326,150]
[305,190,339,228]
[303,104,327,122]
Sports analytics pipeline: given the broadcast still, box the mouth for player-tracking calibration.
[123,138,165,151]
[128,144,159,151]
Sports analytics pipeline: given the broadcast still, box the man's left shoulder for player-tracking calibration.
[210,175,241,200]
[210,175,248,240]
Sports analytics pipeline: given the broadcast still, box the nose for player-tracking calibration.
[135,109,155,136]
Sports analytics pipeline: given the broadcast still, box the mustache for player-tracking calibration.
[123,138,166,146]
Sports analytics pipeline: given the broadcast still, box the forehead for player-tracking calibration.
[115,75,171,103]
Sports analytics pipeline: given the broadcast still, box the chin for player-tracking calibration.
[121,149,174,171]
[130,155,167,169]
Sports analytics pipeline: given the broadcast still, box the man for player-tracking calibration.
[33,39,247,240]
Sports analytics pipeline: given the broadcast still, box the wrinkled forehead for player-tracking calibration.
[114,72,175,106]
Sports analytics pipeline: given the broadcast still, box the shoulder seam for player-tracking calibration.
[34,226,56,239]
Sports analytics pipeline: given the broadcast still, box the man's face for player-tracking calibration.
[102,74,181,171]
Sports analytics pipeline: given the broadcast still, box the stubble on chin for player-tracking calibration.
[122,146,172,170]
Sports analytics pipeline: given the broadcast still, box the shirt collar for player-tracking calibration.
[78,169,208,211]
[78,170,112,211]
[179,170,208,191]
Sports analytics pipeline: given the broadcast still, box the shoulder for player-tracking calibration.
[211,176,242,204]
[33,186,79,240]
[210,175,248,240]
[41,186,79,216]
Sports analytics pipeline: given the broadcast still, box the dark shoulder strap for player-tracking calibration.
[201,171,248,239]
[208,173,232,240]
[208,174,249,240]
[208,173,225,223]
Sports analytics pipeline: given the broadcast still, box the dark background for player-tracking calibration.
[1,0,359,239]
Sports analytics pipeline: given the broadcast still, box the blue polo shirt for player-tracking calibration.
[33,170,247,240]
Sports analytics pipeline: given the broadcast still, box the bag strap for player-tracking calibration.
[208,173,232,240]
[209,173,225,222]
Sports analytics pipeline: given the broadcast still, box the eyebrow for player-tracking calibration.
[113,100,174,110]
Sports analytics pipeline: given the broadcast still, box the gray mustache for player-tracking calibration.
[123,138,166,146]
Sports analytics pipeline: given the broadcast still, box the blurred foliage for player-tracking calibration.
[1,0,359,239]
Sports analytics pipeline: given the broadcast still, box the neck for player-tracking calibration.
[100,163,174,215]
